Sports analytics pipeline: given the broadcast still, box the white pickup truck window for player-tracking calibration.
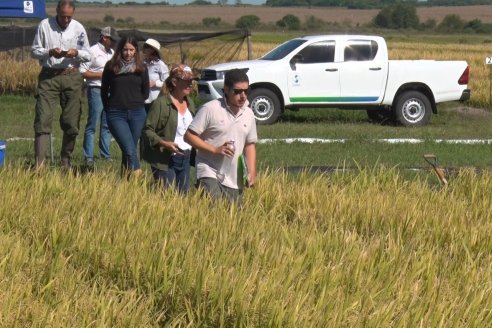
[344,40,379,61]
[296,41,335,63]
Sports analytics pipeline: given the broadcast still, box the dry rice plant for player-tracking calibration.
[1,166,492,326]
[0,50,38,95]
[1,39,490,108]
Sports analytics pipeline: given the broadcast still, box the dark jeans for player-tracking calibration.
[152,151,191,193]
[83,86,111,160]
[107,108,146,171]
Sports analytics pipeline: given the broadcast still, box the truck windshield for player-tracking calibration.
[261,39,307,60]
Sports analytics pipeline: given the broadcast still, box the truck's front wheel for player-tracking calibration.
[248,88,281,125]
[393,91,432,127]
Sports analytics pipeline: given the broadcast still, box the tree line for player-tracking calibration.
[264,0,492,9]
[45,0,492,6]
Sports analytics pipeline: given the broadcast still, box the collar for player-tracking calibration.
[97,42,113,54]
[223,98,245,118]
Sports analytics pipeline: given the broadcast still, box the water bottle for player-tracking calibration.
[217,140,235,182]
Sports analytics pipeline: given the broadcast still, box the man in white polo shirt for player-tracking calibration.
[80,26,119,166]
[185,69,257,203]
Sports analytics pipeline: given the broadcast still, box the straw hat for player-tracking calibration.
[144,38,161,59]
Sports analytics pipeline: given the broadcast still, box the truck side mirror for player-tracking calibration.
[290,54,303,71]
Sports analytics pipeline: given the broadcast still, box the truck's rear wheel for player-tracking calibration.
[393,91,432,127]
[248,88,281,125]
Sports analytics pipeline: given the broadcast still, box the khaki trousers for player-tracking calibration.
[34,69,83,164]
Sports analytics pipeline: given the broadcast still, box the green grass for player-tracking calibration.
[1,95,492,171]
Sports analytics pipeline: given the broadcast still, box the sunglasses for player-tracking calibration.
[177,78,193,85]
[232,88,249,96]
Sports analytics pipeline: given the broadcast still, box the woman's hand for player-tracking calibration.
[160,140,183,154]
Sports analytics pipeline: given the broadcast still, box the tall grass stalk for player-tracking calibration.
[1,38,491,108]
[1,165,491,326]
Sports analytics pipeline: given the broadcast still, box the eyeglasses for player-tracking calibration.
[233,88,249,96]
[178,78,193,85]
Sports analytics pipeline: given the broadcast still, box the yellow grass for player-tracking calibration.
[1,38,490,108]
[1,166,492,326]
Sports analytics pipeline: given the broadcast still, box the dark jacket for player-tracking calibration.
[141,94,196,170]
[101,64,149,110]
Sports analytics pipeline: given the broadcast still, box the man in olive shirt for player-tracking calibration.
[31,0,90,169]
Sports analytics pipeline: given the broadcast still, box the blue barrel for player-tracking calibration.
[0,140,5,166]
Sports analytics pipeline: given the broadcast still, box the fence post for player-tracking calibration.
[247,29,252,60]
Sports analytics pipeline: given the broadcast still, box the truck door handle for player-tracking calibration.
[325,68,338,72]
[369,67,382,71]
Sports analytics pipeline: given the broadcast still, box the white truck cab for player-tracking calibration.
[198,35,470,126]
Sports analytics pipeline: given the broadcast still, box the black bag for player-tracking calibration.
[190,148,197,167]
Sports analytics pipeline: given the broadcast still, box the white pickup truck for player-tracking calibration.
[197,35,470,126]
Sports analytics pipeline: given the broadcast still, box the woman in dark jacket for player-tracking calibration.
[101,36,149,177]
[142,64,196,193]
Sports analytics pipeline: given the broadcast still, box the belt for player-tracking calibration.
[42,67,79,76]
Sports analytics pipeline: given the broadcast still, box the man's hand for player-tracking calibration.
[49,48,78,58]
[65,48,78,58]
[216,142,235,158]
[149,80,157,88]
[49,48,64,58]
[247,175,255,188]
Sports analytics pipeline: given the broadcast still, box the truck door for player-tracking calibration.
[339,39,387,103]
[287,40,340,104]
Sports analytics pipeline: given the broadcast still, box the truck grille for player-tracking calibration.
[201,69,217,81]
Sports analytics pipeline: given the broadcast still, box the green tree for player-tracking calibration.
[103,14,115,23]
[276,14,301,30]
[373,1,419,29]
[437,14,464,32]
[202,17,222,27]
[235,15,260,29]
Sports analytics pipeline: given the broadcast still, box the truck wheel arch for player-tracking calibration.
[248,83,284,125]
[394,83,436,114]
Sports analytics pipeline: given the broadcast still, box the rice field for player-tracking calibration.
[1,165,491,326]
[2,37,491,108]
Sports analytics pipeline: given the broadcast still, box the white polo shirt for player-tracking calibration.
[79,42,114,87]
[188,98,257,189]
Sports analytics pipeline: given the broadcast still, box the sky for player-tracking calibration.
[78,0,266,4]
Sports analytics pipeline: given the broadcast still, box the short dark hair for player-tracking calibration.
[224,69,249,88]
[57,0,75,10]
